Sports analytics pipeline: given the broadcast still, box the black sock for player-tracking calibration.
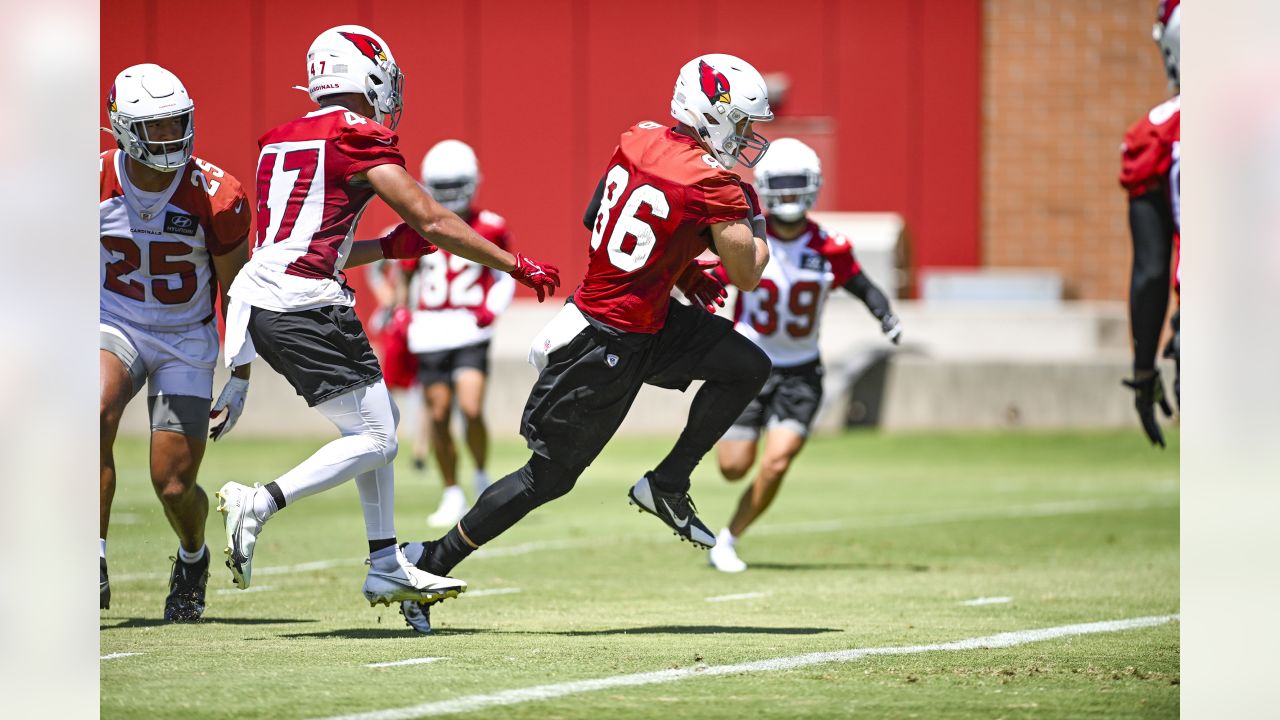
[368,537,397,555]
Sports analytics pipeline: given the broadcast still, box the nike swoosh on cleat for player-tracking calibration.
[661,499,689,528]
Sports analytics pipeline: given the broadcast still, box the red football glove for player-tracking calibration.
[676,258,728,313]
[471,306,496,328]
[379,223,438,259]
[509,253,561,302]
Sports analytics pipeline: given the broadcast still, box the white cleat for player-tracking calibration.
[708,535,748,573]
[362,554,467,607]
[215,482,265,589]
[426,486,468,528]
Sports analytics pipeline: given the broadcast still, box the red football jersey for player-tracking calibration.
[573,122,752,333]
[231,106,406,312]
[1119,95,1181,283]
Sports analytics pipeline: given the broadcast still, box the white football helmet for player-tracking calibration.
[670,54,774,169]
[107,63,194,172]
[754,138,822,224]
[1153,0,1180,89]
[304,25,404,128]
[421,140,479,215]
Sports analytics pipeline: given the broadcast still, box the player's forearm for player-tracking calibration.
[843,271,892,320]
[724,237,769,290]
[419,214,517,273]
[346,239,388,268]
[1128,191,1174,372]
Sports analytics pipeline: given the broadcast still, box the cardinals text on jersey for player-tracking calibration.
[732,219,860,367]
[574,122,751,333]
[100,149,250,328]
[404,209,516,353]
[230,105,406,312]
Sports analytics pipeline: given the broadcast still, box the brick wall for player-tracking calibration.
[983,0,1173,299]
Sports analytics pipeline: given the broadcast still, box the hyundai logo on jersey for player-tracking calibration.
[164,211,198,236]
[800,253,825,272]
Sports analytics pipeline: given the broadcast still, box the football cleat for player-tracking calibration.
[362,550,467,607]
[164,548,211,622]
[708,533,748,573]
[100,557,111,610]
[397,541,464,634]
[627,472,717,549]
[215,482,265,589]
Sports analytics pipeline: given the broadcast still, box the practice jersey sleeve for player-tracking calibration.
[207,174,251,257]
[684,174,751,225]
[822,232,862,286]
[334,121,406,181]
[1119,99,1179,198]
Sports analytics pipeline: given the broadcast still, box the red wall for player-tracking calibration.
[102,0,980,316]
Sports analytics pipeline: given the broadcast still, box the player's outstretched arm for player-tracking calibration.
[1124,189,1176,448]
[710,219,769,291]
[210,238,251,440]
[843,271,902,344]
[364,164,515,271]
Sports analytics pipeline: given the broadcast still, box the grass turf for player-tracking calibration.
[100,429,1178,719]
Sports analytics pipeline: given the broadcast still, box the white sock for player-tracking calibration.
[718,528,737,546]
[177,545,207,563]
[442,485,466,502]
[474,469,490,491]
[99,538,106,559]
[271,382,399,506]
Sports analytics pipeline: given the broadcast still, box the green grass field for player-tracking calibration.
[100,430,1179,719]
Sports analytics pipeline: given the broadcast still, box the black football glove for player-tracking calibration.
[1122,370,1173,448]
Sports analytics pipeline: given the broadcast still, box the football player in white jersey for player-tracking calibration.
[709,138,902,573]
[214,26,560,614]
[396,140,516,527]
[100,64,253,620]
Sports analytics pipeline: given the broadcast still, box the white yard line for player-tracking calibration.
[366,657,448,669]
[314,614,1178,720]
[463,588,522,598]
[100,652,142,661]
[705,592,768,603]
[113,496,1176,583]
[960,596,1012,606]
[215,585,274,595]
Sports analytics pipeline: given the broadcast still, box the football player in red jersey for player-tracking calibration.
[99,64,253,621]
[213,25,560,612]
[709,138,902,573]
[397,54,775,633]
[395,140,516,528]
[1120,0,1180,447]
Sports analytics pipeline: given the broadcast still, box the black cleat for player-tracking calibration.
[397,541,462,635]
[164,548,210,623]
[100,557,111,610]
[627,472,717,549]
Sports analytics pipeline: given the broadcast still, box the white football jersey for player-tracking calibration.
[732,220,862,367]
[99,150,249,329]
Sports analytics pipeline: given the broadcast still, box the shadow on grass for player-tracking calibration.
[747,561,932,572]
[282,625,841,640]
[101,617,317,630]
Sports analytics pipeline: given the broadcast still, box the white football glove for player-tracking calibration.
[881,313,903,345]
[209,375,250,441]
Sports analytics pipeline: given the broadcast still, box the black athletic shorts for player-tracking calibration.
[416,340,491,386]
[724,359,825,440]
[248,304,382,407]
[520,298,737,471]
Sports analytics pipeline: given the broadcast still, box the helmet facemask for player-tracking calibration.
[113,107,194,172]
[758,171,819,223]
[367,61,404,129]
[709,109,771,169]
[424,178,475,215]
